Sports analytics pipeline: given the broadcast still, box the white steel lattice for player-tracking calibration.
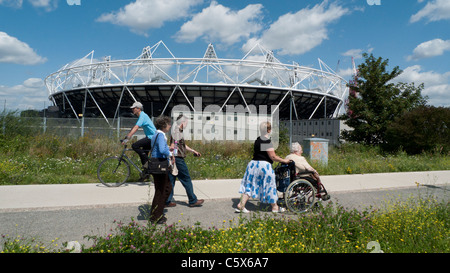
[45,41,348,121]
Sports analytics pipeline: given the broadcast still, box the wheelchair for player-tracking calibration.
[274,161,330,213]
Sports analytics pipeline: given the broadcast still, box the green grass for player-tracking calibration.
[315,143,450,175]
[2,195,448,253]
[0,134,448,185]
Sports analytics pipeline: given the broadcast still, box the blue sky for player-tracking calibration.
[0,0,449,110]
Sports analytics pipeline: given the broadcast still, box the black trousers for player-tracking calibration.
[150,172,172,222]
[131,137,151,165]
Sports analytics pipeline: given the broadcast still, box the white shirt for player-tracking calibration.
[285,153,316,175]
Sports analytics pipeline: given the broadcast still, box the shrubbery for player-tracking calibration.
[341,53,427,146]
[384,106,450,155]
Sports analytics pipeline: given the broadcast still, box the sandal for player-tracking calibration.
[272,207,286,213]
[235,204,250,213]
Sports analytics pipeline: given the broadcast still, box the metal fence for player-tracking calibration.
[1,114,343,144]
[1,116,142,139]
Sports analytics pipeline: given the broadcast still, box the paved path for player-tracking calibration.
[0,170,448,211]
[0,171,448,249]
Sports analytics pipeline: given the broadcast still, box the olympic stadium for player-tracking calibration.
[44,41,348,124]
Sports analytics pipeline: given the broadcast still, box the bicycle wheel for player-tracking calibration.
[97,156,130,187]
[284,179,316,213]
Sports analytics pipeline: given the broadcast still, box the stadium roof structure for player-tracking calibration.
[45,41,348,124]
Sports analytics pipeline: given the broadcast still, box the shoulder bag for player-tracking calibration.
[147,133,170,174]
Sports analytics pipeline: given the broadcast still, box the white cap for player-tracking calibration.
[130,102,143,110]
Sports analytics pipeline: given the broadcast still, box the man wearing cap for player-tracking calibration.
[122,102,156,170]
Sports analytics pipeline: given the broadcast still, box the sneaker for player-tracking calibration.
[272,207,286,213]
[234,207,250,213]
[188,199,204,207]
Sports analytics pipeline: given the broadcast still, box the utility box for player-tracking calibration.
[303,138,329,166]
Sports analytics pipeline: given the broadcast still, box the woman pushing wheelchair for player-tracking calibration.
[236,121,291,213]
[237,121,330,214]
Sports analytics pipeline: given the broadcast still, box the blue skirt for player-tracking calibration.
[239,160,278,204]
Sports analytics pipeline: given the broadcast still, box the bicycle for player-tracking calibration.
[97,141,152,187]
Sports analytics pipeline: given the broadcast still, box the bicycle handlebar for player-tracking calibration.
[120,139,129,149]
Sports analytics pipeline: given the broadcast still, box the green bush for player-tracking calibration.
[384,106,450,154]
[0,111,41,137]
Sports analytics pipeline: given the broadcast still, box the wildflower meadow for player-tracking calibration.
[0,133,449,185]
[83,194,449,254]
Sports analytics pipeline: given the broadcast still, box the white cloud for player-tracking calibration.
[0,0,23,8]
[407,38,450,61]
[410,0,450,23]
[97,0,203,36]
[397,65,449,86]
[23,77,45,89]
[342,48,363,58]
[394,65,450,107]
[243,1,349,56]
[337,67,354,79]
[175,1,263,45]
[338,46,375,80]
[0,32,47,65]
[0,0,57,11]
[342,47,373,60]
[0,78,49,110]
[28,0,58,11]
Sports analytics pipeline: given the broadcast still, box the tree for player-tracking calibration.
[20,109,40,117]
[340,53,427,145]
[384,106,450,154]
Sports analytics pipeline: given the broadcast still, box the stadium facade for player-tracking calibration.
[45,41,348,126]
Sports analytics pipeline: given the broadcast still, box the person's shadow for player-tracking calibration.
[137,204,151,220]
[231,198,272,212]
[137,203,169,220]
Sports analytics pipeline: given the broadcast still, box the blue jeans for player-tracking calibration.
[166,157,198,205]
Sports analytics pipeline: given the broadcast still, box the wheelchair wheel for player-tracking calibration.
[284,179,316,213]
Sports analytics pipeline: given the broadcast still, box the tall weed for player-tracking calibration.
[0,131,448,185]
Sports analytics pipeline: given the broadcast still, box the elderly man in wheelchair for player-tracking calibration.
[274,142,330,213]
